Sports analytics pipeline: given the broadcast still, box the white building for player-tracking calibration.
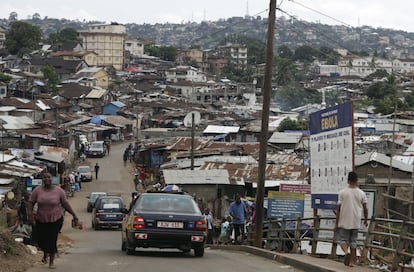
[125,38,144,57]
[338,56,392,77]
[392,59,414,74]
[165,66,207,83]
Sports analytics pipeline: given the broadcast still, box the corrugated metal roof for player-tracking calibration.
[203,125,239,134]
[0,159,43,178]
[36,146,69,163]
[163,169,244,185]
[110,101,126,108]
[268,132,303,144]
[35,100,51,111]
[86,88,107,99]
[199,153,307,183]
[355,151,413,172]
[0,106,17,112]
[0,116,35,130]
[105,115,133,127]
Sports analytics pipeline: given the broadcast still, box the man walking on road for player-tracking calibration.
[334,171,368,267]
[94,162,100,179]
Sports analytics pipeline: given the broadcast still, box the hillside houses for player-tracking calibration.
[1,22,414,220]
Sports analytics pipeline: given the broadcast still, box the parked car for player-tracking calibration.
[121,192,207,257]
[92,195,125,230]
[86,141,106,157]
[86,192,107,212]
[77,165,93,182]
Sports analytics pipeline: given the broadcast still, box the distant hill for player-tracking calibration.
[1,15,414,57]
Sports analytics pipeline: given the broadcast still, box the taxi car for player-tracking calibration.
[92,195,125,230]
[121,192,206,257]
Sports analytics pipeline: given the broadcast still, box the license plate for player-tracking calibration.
[106,214,116,218]
[157,221,183,229]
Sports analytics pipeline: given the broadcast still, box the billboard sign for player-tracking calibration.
[309,102,354,209]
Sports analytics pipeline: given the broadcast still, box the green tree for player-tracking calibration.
[294,45,317,62]
[5,21,42,56]
[365,69,389,80]
[145,45,177,62]
[278,117,308,131]
[278,45,293,60]
[48,27,80,46]
[41,65,60,94]
[221,64,255,83]
[0,73,12,84]
[274,57,296,86]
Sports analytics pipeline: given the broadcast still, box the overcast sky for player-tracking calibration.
[1,0,413,33]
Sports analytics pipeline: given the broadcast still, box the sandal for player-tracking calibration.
[344,253,350,266]
[49,264,56,269]
[41,258,48,264]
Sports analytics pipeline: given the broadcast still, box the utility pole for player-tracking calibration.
[190,113,195,170]
[254,0,276,248]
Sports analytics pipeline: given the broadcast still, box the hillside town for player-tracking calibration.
[0,16,414,221]
[0,4,413,271]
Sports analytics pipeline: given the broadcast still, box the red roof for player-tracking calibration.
[124,66,141,73]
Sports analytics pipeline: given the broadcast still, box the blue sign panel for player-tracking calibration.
[309,102,354,210]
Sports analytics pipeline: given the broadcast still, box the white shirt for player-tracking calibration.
[337,186,367,229]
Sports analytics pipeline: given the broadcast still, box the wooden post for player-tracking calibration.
[254,0,276,248]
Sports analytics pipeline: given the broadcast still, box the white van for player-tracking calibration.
[86,141,106,157]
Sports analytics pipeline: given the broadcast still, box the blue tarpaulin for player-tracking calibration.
[90,115,107,125]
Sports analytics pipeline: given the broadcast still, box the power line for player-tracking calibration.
[277,8,377,66]
[287,0,353,28]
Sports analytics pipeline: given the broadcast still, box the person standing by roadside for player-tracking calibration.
[17,192,30,224]
[204,208,214,245]
[28,172,79,269]
[94,162,100,179]
[228,194,246,245]
[334,171,368,267]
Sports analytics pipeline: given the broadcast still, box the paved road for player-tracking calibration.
[27,140,301,272]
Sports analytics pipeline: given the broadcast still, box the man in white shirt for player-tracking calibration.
[334,171,368,267]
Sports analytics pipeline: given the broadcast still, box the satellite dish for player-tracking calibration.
[183,111,201,128]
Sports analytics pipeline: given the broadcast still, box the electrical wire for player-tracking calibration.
[287,0,353,28]
[277,8,379,68]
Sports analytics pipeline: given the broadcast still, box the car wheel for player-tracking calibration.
[94,222,100,230]
[126,242,135,255]
[194,245,204,257]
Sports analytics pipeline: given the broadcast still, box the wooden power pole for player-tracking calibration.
[254,0,276,248]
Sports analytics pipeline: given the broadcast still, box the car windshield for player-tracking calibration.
[78,167,90,173]
[97,198,123,211]
[135,194,200,214]
[90,193,105,201]
[91,143,103,148]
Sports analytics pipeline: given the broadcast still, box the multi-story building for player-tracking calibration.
[216,43,248,67]
[176,48,203,65]
[125,38,144,57]
[0,26,6,49]
[392,58,414,74]
[338,56,392,77]
[79,23,126,70]
[165,65,207,83]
